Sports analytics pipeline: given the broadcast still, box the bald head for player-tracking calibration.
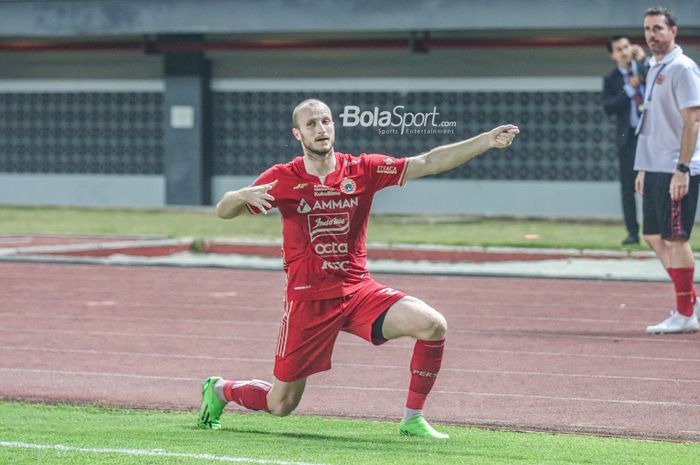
[292,99,332,128]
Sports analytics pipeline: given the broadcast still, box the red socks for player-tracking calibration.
[222,340,446,415]
[223,379,271,412]
[667,267,696,317]
[406,339,445,410]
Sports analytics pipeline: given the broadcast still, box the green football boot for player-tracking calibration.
[399,416,449,439]
[197,376,226,429]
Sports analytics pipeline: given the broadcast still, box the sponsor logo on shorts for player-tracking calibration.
[339,178,357,194]
[411,369,439,378]
[321,260,350,271]
[379,287,399,295]
[314,242,349,256]
[308,213,349,240]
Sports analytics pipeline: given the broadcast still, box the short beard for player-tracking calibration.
[304,142,333,158]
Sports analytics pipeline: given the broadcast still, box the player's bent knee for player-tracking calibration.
[419,311,447,340]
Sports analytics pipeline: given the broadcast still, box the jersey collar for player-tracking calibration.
[293,152,346,186]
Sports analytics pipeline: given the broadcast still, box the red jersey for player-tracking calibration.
[247,152,408,301]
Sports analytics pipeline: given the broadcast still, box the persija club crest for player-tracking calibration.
[340,178,356,194]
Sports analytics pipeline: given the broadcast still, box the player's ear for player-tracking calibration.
[292,127,301,141]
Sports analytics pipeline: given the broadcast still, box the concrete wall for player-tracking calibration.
[0,174,165,207]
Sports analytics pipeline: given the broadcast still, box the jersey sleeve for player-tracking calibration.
[245,166,281,215]
[360,153,409,192]
[675,64,700,110]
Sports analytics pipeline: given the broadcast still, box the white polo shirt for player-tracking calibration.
[634,46,700,174]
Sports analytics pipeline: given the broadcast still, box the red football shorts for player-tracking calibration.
[273,279,406,382]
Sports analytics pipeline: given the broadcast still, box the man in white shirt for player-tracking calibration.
[634,6,700,334]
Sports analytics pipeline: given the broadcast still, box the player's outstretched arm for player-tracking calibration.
[404,125,519,181]
[216,180,278,219]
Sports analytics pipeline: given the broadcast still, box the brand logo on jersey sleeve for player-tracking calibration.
[376,165,397,174]
[297,198,312,214]
[339,178,357,194]
[308,213,349,240]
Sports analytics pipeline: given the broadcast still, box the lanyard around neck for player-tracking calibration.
[646,63,668,103]
[635,63,669,136]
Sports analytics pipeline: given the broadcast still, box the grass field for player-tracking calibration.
[1,403,698,465]
[2,205,696,250]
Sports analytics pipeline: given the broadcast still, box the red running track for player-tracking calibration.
[0,262,698,441]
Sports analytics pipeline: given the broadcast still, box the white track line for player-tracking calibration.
[2,346,699,384]
[1,367,699,408]
[0,298,271,312]
[0,295,678,317]
[0,327,700,346]
[0,310,655,326]
[0,441,330,465]
[1,327,699,360]
[0,312,278,327]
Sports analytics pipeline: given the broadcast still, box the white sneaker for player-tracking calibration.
[646,311,699,334]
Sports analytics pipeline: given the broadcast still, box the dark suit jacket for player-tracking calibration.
[602,61,648,148]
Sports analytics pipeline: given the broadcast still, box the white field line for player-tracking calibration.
[0,367,699,408]
[0,441,330,465]
[2,345,700,384]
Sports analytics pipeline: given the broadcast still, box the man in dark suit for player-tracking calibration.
[603,36,648,245]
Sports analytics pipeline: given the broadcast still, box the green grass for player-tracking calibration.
[2,205,694,250]
[0,403,697,465]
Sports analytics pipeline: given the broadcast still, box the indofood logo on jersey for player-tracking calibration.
[339,105,457,135]
[297,197,358,214]
[308,213,350,241]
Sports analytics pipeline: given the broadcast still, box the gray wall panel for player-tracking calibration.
[0,174,165,207]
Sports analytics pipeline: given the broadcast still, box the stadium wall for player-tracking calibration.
[1,44,699,218]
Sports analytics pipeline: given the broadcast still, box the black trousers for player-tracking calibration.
[618,131,639,236]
